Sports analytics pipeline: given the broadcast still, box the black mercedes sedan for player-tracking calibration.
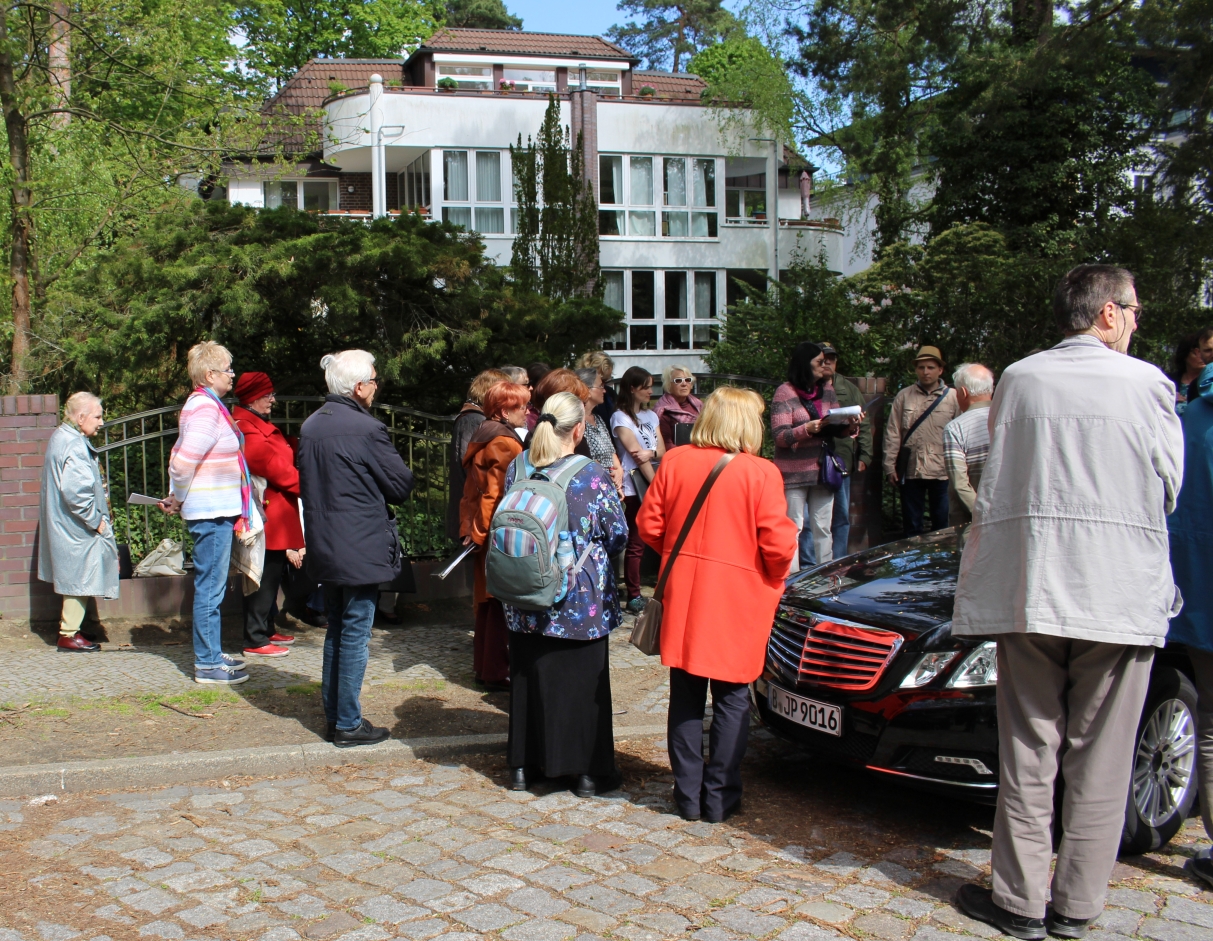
[752,528,1200,855]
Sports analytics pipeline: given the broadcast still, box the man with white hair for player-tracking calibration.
[943,363,995,528]
[298,350,414,748]
[38,392,119,652]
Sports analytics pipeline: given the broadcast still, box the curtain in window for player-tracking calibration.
[444,151,468,201]
[693,159,716,207]
[664,158,686,206]
[476,152,501,202]
[602,272,625,311]
[694,272,716,319]
[631,157,653,205]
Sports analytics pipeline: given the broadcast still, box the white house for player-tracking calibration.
[223,28,847,375]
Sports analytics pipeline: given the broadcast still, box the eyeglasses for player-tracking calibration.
[1117,302,1144,324]
[213,368,235,377]
[671,377,693,385]
[361,377,380,386]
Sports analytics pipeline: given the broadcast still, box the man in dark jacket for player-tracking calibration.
[299,350,414,748]
[799,342,874,566]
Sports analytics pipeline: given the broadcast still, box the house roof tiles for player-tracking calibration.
[416,28,634,61]
[632,70,707,100]
[266,59,407,115]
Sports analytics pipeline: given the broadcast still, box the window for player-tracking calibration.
[402,153,431,211]
[437,64,492,90]
[602,271,626,350]
[725,171,767,222]
[603,270,722,351]
[586,70,621,96]
[440,149,507,233]
[263,180,338,211]
[502,67,557,92]
[598,155,717,239]
[444,151,468,201]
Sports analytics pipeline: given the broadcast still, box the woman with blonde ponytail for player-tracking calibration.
[500,392,629,797]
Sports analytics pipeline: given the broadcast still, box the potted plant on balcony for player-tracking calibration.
[638,85,655,98]
[499,79,517,94]
[437,77,458,92]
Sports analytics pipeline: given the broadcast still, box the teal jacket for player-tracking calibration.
[1169,362,1213,653]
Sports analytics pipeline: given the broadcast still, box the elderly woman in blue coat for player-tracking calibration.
[1168,361,1213,888]
[38,392,119,652]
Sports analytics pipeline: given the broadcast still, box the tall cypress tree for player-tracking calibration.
[509,95,600,299]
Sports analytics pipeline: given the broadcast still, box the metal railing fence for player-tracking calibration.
[96,397,456,564]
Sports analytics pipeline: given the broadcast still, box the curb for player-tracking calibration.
[0,724,668,798]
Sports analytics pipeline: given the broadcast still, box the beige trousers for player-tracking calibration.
[785,483,834,573]
[59,595,90,637]
[991,633,1153,920]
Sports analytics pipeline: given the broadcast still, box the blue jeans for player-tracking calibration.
[799,475,853,569]
[186,516,236,671]
[322,584,378,732]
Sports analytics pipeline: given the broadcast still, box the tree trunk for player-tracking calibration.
[48,1,70,126]
[0,8,34,392]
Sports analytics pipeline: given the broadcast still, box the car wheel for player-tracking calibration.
[1119,666,1199,856]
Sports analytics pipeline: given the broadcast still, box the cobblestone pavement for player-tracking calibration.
[0,624,658,702]
[1,752,1212,941]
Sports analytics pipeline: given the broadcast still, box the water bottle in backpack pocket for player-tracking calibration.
[485,454,593,610]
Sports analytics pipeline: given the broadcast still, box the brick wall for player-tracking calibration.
[339,173,400,213]
[0,395,60,622]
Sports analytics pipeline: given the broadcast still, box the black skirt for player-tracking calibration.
[507,631,616,778]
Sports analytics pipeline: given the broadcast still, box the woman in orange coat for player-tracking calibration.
[637,386,797,822]
[459,381,528,689]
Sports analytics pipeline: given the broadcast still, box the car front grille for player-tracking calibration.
[770,608,903,692]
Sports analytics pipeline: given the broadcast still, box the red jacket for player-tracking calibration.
[637,445,797,683]
[233,406,305,551]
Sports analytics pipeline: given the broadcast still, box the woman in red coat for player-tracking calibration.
[233,372,306,657]
[637,386,797,822]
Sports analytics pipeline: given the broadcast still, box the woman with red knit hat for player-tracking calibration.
[233,372,304,657]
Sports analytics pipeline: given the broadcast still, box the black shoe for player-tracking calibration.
[704,800,741,824]
[677,808,701,822]
[956,885,1045,941]
[477,679,510,693]
[324,722,336,742]
[1190,855,1213,889]
[333,718,390,748]
[291,607,327,627]
[510,768,528,791]
[573,769,623,798]
[1046,911,1092,939]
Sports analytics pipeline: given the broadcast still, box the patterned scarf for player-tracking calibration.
[199,386,253,534]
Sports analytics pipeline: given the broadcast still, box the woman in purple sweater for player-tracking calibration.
[771,342,856,573]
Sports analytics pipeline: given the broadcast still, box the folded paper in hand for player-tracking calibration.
[825,405,862,424]
[127,492,165,506]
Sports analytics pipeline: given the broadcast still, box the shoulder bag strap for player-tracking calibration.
[653,452,736,604]
[900,388,949,448]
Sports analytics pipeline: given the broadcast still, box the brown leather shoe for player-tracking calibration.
[57,632,100,652]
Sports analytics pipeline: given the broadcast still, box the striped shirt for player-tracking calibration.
[943,403,992,469]
[169,391,244,520]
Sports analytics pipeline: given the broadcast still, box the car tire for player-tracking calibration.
[1119,666,1199,857]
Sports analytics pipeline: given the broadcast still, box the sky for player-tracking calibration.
[506,0,624,36]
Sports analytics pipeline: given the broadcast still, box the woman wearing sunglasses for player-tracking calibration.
[654,365,703,450]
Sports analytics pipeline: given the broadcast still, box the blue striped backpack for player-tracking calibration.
[485,453,592,610]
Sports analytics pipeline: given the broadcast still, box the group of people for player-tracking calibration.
[33,261,1213,927]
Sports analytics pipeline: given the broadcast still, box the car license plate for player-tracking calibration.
[768,684,843,737]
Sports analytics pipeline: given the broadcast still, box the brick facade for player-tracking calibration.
[0,395,60,622]
[338,173,399,212]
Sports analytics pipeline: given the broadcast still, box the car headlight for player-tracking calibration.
[899,651,959,688]
[946,641,998,688]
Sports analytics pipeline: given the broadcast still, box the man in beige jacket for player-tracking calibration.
[952,265,1183,940]
[883,346,960,535]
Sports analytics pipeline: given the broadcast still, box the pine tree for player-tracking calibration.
[509,95,600,300]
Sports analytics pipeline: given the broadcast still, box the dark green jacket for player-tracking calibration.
[832,376,874,473]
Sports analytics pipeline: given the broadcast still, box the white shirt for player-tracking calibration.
[610,409,659,497]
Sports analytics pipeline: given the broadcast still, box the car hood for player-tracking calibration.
[783,529,961,634]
